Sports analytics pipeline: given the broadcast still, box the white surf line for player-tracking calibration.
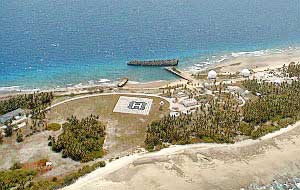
[62,121,300,190]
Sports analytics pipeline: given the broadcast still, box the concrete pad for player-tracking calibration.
[113,96,153,115]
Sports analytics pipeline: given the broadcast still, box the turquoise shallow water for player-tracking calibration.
[0,0,300,90]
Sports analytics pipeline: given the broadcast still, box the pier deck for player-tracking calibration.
[165,67,194,82]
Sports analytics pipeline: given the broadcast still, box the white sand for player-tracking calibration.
[212,48,300,73]
[62,121,300,190]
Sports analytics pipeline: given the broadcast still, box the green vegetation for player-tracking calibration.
[0,161,106,190]
[16,130,24,143]
[0,92,53,115]
[26,161,106,190]
[242,80,300,125]
[49,115,106,162]
[0,133,3,144]
[145,93,241,150]
[0,168,36,190]
[146,64,300,150]
[10,162,23,170]
[282,62,300,78]
[46,123,61,131]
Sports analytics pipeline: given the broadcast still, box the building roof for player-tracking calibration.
[0,108,26,124]
[181,98,198,107]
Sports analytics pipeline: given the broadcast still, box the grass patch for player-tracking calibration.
[46,123,61,131]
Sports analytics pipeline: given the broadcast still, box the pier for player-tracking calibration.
[165,67,194,82]
[117,78,129,87]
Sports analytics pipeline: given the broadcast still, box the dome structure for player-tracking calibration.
[207,70,217,80]
[241,69,251,77]
[159,101,165,106]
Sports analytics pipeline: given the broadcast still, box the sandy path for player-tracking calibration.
[61,121,300,190]
[47,92,173,110]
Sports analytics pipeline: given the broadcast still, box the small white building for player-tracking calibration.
[170,112,180,117]
[17,122,26,129]
[180,98,198,107]
[11,115,27,125]
[0,125,7,130]
[0,125,7,136]
[241,69,251,77]
[182,109,196,115]
[176,92,186,98]
[227,86,245,94]
[46,161,53,167]
[208,70,217,80]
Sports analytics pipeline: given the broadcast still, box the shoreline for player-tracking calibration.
[1,46,300,96]
[62,120,300,190]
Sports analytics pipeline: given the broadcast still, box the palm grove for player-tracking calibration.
[145,63,300,151]
[49,115,106,162]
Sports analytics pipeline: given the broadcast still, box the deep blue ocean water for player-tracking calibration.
[1,0,300,90]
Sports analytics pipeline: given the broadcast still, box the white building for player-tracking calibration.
[17,122,26,129]
[0,125,7,136]
[176,92,186,98]
[46,162,53,167]
[207,70,217,80]
[227,86,245,94]
[182,109,196,115]
[170,112,180,117]
[11,115,27,125]
[180,98,198,107]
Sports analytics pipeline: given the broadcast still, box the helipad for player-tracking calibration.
[113,96,153,115]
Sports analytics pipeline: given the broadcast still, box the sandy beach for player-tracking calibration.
[61,120,300,190]
[211,48,300,73]
[124,80,171,89]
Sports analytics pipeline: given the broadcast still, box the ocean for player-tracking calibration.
[1,0,300,91]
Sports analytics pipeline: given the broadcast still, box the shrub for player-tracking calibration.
[251,124,280,139]
[16,130,24,143]
[239,121,254,136]
[10,162,23,170]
